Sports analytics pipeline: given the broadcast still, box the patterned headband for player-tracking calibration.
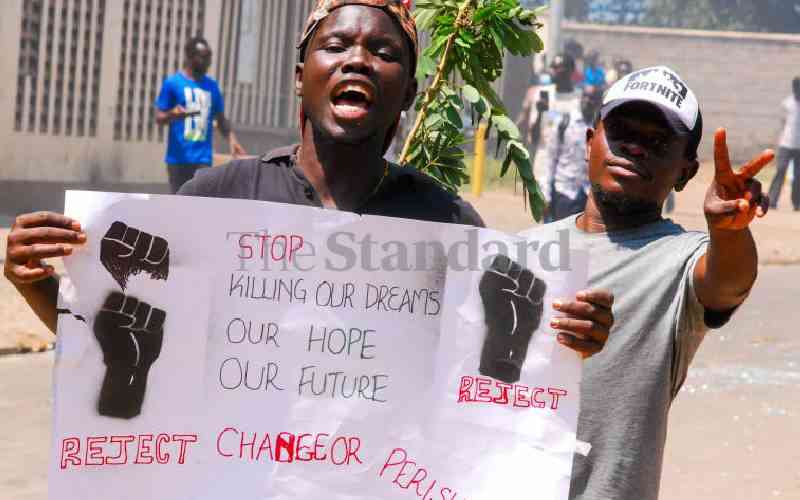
[297,0,418,72]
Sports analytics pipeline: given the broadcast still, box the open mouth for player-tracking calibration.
[331,82,374,120]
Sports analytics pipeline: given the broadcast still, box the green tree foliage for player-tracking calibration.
[400,0,547,220]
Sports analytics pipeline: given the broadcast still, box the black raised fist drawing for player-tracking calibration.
[100,221,169,290]
[479,255,547,383]
[94,292,166,419]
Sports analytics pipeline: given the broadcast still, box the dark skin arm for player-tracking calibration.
[13,276,60,333]
[154,105,198,125]
[154,106,247,158]
[215,112,247,158]
[694,128,774,311]
[3,212,86,333]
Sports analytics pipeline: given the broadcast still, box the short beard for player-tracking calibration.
[309,116,379,148]
[591,183,661,217]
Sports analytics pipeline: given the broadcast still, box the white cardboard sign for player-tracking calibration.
[51,191,587,500]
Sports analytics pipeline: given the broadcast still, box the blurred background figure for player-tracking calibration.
[581,50,607,118]
[517,51,596,223]
[564,38,586,87]
[582,50,607,91]
[155,37,246,194]
[535,53,591,222]
[606,56,633,85]
[517,70,550,154]
[768,76,800,211]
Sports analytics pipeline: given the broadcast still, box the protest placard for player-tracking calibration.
[51,191,587,500]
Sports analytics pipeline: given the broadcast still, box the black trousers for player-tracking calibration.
[767,147,800,209]
[166,164,210,194]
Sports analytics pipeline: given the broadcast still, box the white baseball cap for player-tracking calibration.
[601,65,701,132]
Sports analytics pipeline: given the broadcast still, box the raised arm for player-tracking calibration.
[694,128,774,312]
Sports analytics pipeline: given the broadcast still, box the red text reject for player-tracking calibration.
[60,433,198,470]
[457,376,568,410]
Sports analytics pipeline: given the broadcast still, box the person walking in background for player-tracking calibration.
[529,53,591,222]
[516,71,550,154]
[155,36,247,194]
[564,39,585,87]
[768,77,800,211]
[582,51,606,91]
[581,50,606,122]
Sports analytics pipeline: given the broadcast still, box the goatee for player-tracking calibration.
[591,184,661,217]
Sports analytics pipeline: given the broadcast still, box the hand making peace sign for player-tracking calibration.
[705,128,775,231]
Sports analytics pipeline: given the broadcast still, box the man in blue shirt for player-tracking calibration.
[155,36,246,193]
[582,50,606,90]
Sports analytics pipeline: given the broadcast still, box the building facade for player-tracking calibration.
[4,1,796,215]
[0,0,317,214]
[562,21,800,161]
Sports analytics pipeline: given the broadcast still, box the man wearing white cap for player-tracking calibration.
[521,66,774,499]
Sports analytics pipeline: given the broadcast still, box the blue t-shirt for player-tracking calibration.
[155,72,224,165]
[583,66,606,88]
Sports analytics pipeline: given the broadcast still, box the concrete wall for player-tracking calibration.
[562,22,800,161]
[0,0,319,216]
[0,0,224,215]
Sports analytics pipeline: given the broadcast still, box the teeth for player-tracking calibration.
[337,84,371,102]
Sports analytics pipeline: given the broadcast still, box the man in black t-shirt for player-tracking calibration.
[178,145,483,225]
[5,0,613,360]
[178,0,480,226]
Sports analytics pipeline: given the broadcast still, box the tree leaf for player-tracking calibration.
[416,53,438,80]
[444,106,463,130]
[492,115,520,140]
[401,0,545,220]
[462,84,480,103]
[414,8,438,31]
[500,154,513,177]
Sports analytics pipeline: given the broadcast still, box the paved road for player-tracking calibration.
[0,352,51,500]
[661,265,800,500]
[1,266,799,500]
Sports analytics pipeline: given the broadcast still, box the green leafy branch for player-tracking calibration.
[400,0,546,220]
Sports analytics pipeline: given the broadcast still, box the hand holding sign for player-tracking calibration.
[53,192,591,500]
[94,292,166,419]
[706,128,775,231]
[551,289,614,359]
[3,211,86,285]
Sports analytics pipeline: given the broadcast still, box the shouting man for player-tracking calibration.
[5,1,612,391]
[522,66,774,499]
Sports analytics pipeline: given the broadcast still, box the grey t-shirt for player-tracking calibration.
[520,214,722,500]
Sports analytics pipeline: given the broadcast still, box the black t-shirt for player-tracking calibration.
[178,145,485,227]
